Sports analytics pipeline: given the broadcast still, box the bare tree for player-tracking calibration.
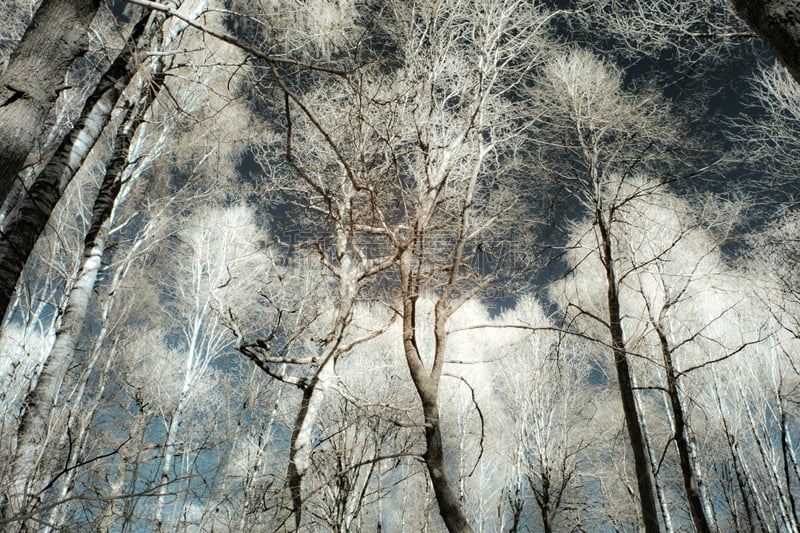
[536,48,695,533]
[495,296,596,533]
[0,7,154,322]
[604,185,745,533]
[732,61,800,193]
[240,1,552,529]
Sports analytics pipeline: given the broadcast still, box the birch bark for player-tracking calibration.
[0,0,101,202]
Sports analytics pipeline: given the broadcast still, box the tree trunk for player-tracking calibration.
[0,13,149,321]
[536,471,554,533]
[729,0,800,85]
[714,377,762,532]
[11,109,138,525]
[286,350,338,530]
[0,109,133,531]
[780,407,800,530]
[597,216,661,533]
[635,378,674,533]
[0,0,101,203]
[0,15,157,522]
[398,247,473,533]
[654,325,715,533]
[286,230,359,530]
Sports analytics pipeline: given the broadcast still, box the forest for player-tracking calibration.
[0,0,799,531]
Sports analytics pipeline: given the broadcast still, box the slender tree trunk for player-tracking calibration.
[714,377,762,532]
[780,407,800,530]
[29,118,140,532]
[654,325,714,533]
[286,228,361,530]
[0,103,135,532]
[635,375,674,533]
[154,411,181,532]
[536,471,554,533]
[0,0,101,203]
[286,349,338,530]
[43,41,156,359]
[93,249,151,532]
[596,215,661,533]
[743,391,794,530]
[398,246,473,533]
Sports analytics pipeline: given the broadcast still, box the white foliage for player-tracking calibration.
[173,203,270,322]
[0,323,54,416]
[542,49,627,126]
[121,329,220,414]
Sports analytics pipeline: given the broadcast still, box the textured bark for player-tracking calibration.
[597,216,662,533]
[41,107,134,404]
[729,0,800,85]
[0,15,147,321]
[0,0,101,203]
[0,97,129,529]
[0,15,153,526]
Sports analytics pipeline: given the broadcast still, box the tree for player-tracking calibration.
[728,0,800,85]
[3,0,800,530]
[303,307,421,532]
[535,48,696,533]
[596,184,745,533]
[732,61,800,196]
[0,15,143,321]
[495,296,596,533]
[0,0,101,203]
[148,205,268,531]
[244,0,550,528]
[574,0,800,88]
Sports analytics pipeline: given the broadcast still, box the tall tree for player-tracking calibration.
[0,11,149,322]
[246,1,550,528]
[496,297,596,533]
[0,0,101,202]
[535,49,698,533]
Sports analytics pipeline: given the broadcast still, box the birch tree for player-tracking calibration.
[0,0,101,202]
[599,185,747,533]
[495,297,596,533]
[144,205,268,531]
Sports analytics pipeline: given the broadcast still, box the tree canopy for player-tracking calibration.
[0,1,799,531]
